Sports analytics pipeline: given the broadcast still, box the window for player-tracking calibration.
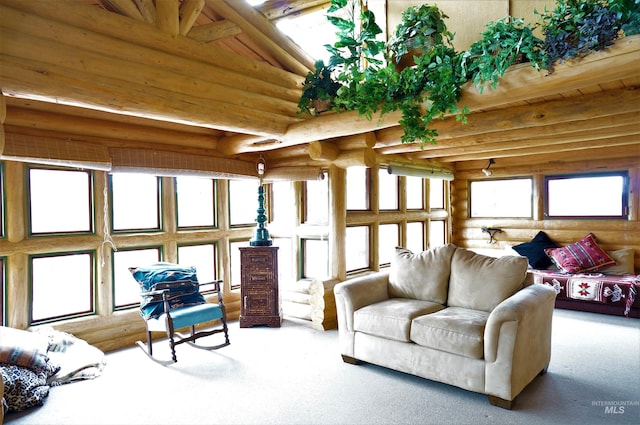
[429,179,445,209]
[229,240,250,290]
[0,165,4,238]
[176,177,215,228]
[305,172,328,224]
[113,247,161,309]
[346,226,369,272]
[178,243,217,285]
[545,172,628,219]
[406,176,424,210]
[378,223,399,266]
[0,257,4,326]
[29,167,92,234]
[469,178,533,218]
[347,167,369,210]
[429,220,446,248]
[302,238,329,279]
[31,252,94,324]
[379,169,399,210]
[111,173,160,231]
[406,222,425,252]
[272,237,293,285]
[229,179,259,226]
[272,181,296,225]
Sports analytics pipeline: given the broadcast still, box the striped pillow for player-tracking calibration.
[545,233,616,273]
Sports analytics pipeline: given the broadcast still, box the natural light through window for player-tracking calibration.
[29,168,92,234]
[111,173,160,230]
[546,173,627,218]
[470,179,533,218]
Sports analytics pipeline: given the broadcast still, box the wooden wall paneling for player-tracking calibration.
[451,154,640,273]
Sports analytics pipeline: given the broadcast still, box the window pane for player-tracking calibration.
[406,176,424,210]
[178,244,217,284]
[31,253,93,323]
[347,167,368,210]
[113,248,160,308]
[303,239,329,279]
[429,179,444,209]
[546,174,626,218]
[272,237,292,284]
[0,167,4,238]
[29,168,91,234]
[429,220,446,248]
[230,240,250,290]
[112,173,159,230]
[346,226,369,271]
[379,169,398,210]
[176,177,215,228]
[229,180,260,226]
[0,257,4,326]
[406,222,425,252]
[305,173,329,224]
[273,181,296,225]
[379,224,399,266]
[470,179,532,218]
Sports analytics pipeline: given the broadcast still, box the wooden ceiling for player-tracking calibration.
[1,0,639,176]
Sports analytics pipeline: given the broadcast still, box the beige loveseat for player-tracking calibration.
[334,244,557,409]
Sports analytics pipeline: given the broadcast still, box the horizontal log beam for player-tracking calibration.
[187,20,242,42]
[412,126,640,162]
[0,0,305,86]
[375,87,640,151]
[0,28,299,120]
[4,107,219,149]
[309,141,340,161]
[207,0,314,75]
[0,55,292,137]
[333,148,377,168]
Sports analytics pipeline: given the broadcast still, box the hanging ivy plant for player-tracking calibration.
[537,0,622,74]
[462,17,545,93]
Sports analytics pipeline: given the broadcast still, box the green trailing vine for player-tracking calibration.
[297,0,631,146]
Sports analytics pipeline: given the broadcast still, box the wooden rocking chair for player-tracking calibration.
[129,263,230,365]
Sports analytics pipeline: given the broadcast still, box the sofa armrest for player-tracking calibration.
[334,271,390,331]
[484,283,556,400]
[334,271,390,359]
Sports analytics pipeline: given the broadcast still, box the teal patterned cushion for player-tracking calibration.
[129,263,206,319]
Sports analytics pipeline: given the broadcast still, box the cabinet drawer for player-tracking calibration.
[245,271,273,285]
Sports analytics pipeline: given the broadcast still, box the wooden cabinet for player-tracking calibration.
[239,246,281,328]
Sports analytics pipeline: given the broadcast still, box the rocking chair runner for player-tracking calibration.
[129,263,230,365]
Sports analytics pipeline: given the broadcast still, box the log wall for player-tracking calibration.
[451,154,640,273]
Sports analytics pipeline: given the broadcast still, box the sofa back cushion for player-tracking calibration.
[448,248,528,312]
[389,245,456,304]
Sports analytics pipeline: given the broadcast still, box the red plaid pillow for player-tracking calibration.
[545,233,616,273]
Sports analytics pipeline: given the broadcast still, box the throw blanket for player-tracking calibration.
[0,327,106,413]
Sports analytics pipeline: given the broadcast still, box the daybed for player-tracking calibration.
[334,244,557,409]
[512,232,639,318]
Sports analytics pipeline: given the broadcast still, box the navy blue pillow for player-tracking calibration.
[129,263,206,319]
[513,231,558,269]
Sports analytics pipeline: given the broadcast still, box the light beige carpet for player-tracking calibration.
[4,308,640,425]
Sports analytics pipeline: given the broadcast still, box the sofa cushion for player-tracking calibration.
[448,249,528,312]
[512,231,558,269]
[354,299,445,342]
[544,233,616,274]
[389,245,456,304]
[410,307,489,359]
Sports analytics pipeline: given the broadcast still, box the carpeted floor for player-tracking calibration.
[4,308,640,425]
